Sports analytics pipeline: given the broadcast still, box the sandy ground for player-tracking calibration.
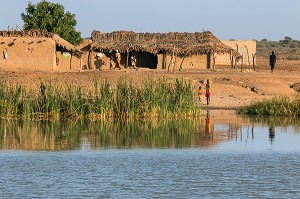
[1,58,299,110]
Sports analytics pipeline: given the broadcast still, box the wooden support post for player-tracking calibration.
[174,50,177,72]
[70,53,72,70]
[230,53,234,69]
[172,46,175,72]
[126,50,129,68]
[235,44,239,70]
[179,57,185,71]
[246,47,251,69]
[240,54,243,72]
[88,50,93,70]
[252,53,256,71]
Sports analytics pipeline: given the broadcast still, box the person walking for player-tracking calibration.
[269,51,276,73]
[205,79,211,105]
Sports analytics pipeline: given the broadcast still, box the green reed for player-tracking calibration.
[237,96,300,117]
[0,78,199,120]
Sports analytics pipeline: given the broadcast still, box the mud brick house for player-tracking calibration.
[0,30,82,71]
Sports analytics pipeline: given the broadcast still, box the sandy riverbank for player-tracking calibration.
[0,58,299,110]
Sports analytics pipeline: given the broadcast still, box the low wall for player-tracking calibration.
[157,54,208,70]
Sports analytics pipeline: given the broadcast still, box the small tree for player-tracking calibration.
[21,0,83,45]
[284,36,292,42]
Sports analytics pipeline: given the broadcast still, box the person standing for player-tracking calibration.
[269,51,276,73]
[115,50,121,70]
[131,55,137,69]
[205,79,211,105]
[110,57,114,70]
[197,86,202,102]
[3,48,8,59]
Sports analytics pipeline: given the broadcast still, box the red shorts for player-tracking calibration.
[206,92,211,97]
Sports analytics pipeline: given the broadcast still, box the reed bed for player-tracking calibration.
[237,96,300,117]
[0,78,199,120]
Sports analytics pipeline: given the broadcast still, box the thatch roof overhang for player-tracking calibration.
[0,29,83,57]
[91,30,240,58]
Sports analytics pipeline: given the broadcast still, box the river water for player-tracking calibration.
[1,110,300,198]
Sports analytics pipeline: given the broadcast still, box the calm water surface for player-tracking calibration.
[1,110,300,199]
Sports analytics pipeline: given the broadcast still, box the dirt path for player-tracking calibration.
[1,58,299,109]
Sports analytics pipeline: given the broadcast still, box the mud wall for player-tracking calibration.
[0,37,56,71]
[216,40,257,66]
[55,39,91,72]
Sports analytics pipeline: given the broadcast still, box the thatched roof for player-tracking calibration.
[91,30,240,57]
[0,29,82,57]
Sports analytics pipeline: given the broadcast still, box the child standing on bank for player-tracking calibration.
[205,79,211,105]
[197,86,202,102]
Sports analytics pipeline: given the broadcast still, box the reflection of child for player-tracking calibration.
[197,86,202,102]
[205,79,211,105]
[205,110,210,133]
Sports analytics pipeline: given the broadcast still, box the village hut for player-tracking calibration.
[0,29,82,71]
[90,30,240,70]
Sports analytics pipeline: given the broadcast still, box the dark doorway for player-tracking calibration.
[136,52,158,69]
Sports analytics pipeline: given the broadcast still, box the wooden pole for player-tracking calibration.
[126,49,129,68]
[240,52,243,72]
[252,53,256,71]
[179,57,185,71]
[88,50,92,70]
[174,50,177,72]
[235,44,239,70]
[172,46,175,72]
[230,53,234,69]
[247,47,250,67]
[70,53,72,70]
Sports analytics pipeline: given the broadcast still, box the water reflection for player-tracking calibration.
[1,111,300,151]
[244,115,300,145]
[268,126,275,144]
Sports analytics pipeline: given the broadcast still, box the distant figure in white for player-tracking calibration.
[3,48,8,59]
[131,55,137,69]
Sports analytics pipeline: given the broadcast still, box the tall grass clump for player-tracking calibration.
[237,96,300,117]
[0,78,200,120]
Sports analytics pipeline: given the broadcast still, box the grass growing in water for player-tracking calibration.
[0,78,199,120]
[237,96,300,117]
